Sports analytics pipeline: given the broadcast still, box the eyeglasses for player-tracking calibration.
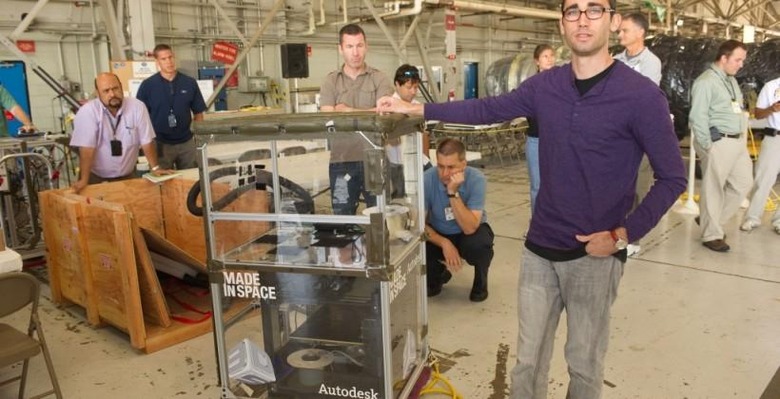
[402,70,419,77]
[562,5,615,22]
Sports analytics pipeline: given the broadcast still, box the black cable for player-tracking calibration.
[418,82,434,103]
[186,166,314,217]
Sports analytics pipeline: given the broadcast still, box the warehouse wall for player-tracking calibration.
[1,1,565,132]
[7,0,768,133]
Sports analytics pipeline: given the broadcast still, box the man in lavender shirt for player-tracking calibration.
[377,0,686,397]
[70,73,167,193]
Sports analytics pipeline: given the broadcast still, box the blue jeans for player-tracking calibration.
[525,136,540,212]
[510,250,624,399]
[329,161,376,215]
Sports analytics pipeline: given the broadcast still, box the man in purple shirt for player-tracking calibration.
[378,0,686,397]
[70,73,167,193]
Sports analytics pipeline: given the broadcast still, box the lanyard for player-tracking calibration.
[169,79,176,113]
[710,67,737,101]
[107,112,122,139]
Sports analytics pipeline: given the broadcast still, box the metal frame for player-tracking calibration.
[195,113,428,398]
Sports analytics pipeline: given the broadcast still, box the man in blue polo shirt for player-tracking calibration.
[424,138,494,302]
[378,0,687,396]
[136,44,207,169]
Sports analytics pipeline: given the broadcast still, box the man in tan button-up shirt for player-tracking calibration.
[320,23,394,215]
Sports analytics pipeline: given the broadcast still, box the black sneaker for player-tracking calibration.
[441,270,452,285]
[469,288,488,302]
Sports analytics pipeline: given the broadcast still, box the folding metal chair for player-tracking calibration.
[0,272,63,399]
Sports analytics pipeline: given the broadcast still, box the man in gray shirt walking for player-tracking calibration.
[614,12,663,256]
[615,13,662,85]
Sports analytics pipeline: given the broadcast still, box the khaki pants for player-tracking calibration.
[743,135,780,227]
[694,137,753,241]
[157,138,197,170]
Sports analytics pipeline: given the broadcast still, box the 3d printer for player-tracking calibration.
[192,112,428,398]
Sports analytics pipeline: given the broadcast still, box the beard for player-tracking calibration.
[106,97,122,111]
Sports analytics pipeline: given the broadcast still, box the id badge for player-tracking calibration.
[168,113,178,128]
[110,139,123,156]
[444,207,455,221]
[731,101,742,114]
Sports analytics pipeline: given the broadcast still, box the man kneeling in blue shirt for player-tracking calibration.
[424,138,494,302]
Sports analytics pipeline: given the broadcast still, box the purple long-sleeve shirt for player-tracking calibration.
[426,62,686,250]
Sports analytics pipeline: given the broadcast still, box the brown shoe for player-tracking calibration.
[703,239,730,252]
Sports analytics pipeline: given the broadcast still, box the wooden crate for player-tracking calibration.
[39,178,267,353]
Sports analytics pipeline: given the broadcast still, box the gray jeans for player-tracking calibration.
[157,138,197,170]
[510,250,624,399]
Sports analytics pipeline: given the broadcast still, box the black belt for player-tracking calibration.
[764,130,778,137]
[720,133,741,139]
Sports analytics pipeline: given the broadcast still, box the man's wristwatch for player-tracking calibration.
[610,229,628,251]
[447,191,459,199]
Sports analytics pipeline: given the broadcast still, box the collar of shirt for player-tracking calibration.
[338,64,377,79]
[708,63,731,79]
[160,71,178,82]
[97,100,125,121]
[623,47,645,60]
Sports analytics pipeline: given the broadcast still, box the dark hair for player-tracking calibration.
[153,44,172,58]
[394,64,421,86]
[437,138,466,161]
[561,0,616,11]
[715,39,747,62]
[622,13,649,33]
[339,24,366,44]
[533,44,554,61]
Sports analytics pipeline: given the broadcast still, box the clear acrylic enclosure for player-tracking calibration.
[192,112,429,398]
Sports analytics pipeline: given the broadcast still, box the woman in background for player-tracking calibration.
[525,44,555,214]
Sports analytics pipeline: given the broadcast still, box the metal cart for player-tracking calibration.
[0,134,68,257]
[192,112,429,398]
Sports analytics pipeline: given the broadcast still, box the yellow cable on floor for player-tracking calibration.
[766,189,780,211]
[747,125,759,161]
[419,355,463,399]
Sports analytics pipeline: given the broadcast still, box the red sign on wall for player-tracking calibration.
[211,41,238,64]
[16,40,35,53]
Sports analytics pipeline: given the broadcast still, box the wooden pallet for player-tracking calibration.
[39,178,267,353]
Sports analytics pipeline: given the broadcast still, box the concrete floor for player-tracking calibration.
[2,160,779,399]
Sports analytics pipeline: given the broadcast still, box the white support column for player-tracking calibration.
[127,0,155,57]
[743,25,755,43]
[117,0,125,33]
[96,0,129,60]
